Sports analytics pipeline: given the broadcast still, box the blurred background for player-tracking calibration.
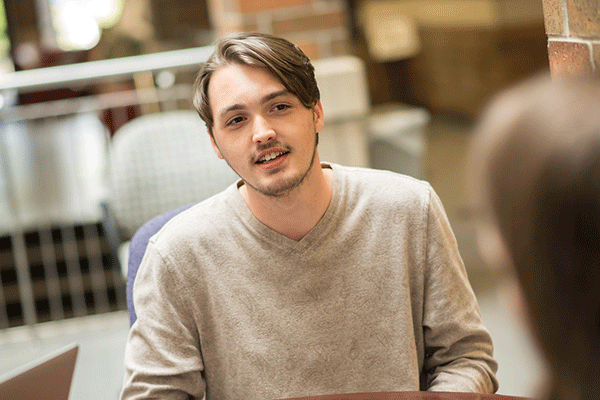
[0,0,593,398]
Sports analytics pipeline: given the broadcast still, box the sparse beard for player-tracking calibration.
[220,131,319,198]
[252,145,317,197]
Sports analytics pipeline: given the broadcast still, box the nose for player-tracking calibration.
[252,116,276,144]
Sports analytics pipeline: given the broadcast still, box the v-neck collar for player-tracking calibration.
[229,163,341,254]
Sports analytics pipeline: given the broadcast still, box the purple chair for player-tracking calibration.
[127,204,193,326]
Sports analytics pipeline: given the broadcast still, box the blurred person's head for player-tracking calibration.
[193,32,320,135]
[470,74,600,400]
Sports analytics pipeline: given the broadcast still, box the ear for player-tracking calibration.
[313,100,324,133]
[207,129,224,159]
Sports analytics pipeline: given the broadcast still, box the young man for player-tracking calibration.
[121,32,498,400]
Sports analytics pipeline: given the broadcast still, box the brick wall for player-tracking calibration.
[543,0,600,78]
[205,0,351,59]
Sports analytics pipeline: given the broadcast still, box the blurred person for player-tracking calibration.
[470,74,600,400]
[121,32,498,400]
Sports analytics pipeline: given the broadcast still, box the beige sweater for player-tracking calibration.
[121,164,498,400]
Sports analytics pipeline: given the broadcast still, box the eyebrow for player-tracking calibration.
[217,89,292,119]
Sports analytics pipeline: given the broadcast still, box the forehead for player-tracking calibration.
[208,64,287,110]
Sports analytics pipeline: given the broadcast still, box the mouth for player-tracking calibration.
[255,149,290,164]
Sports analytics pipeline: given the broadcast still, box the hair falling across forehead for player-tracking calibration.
[193,32,320,132]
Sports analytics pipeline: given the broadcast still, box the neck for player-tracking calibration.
[240,162,333,241]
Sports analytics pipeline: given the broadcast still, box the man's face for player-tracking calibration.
[207,63,324,197]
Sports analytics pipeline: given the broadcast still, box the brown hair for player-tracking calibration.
[193,32,320,133]
[471,74,600,400]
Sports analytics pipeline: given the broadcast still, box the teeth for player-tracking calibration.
[260,151,283,162]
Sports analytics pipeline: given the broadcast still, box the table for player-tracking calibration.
[0,311,130,400]
[280,391,533,400]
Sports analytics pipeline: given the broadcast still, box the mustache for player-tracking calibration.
[255,141,287,152]
[252,142,292,158]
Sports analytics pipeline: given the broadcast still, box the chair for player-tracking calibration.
[126,203,192,326]
[106,110,238,276]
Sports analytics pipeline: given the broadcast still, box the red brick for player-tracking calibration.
[272,12,346,35]
[592,44,600,76]
[566,0,600,37]
[542,0,564,35]
[238,0,312,13]
[548,40,594,79]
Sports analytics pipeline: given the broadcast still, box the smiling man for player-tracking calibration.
[121,32,498,400]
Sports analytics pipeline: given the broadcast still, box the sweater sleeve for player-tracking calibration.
[121,242,206,400]
[421,188,499,393]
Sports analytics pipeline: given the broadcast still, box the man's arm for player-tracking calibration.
[421,188,498,393]
[121,243,205,400]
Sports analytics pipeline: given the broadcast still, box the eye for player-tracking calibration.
[273,103,290,112]
[226,116,245,127]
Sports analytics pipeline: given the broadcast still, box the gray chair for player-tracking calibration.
[106,110,238,275]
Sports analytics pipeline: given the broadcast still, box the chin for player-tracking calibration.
[255,172,308,197]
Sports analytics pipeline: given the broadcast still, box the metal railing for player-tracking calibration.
[0,46,213,328]
[0,46,214,93]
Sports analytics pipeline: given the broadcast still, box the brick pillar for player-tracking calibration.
[542,0,600,78]
[205,0,351,59]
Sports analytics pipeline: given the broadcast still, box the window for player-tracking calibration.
[41,0,124,51]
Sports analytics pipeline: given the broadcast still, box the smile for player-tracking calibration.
[256,150,289,164]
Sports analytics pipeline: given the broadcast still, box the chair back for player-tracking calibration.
[107,110,238,241]
[106,110,238,324]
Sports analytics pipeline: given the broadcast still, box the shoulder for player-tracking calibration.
[332,164,433,209]
[148,183,242,253]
